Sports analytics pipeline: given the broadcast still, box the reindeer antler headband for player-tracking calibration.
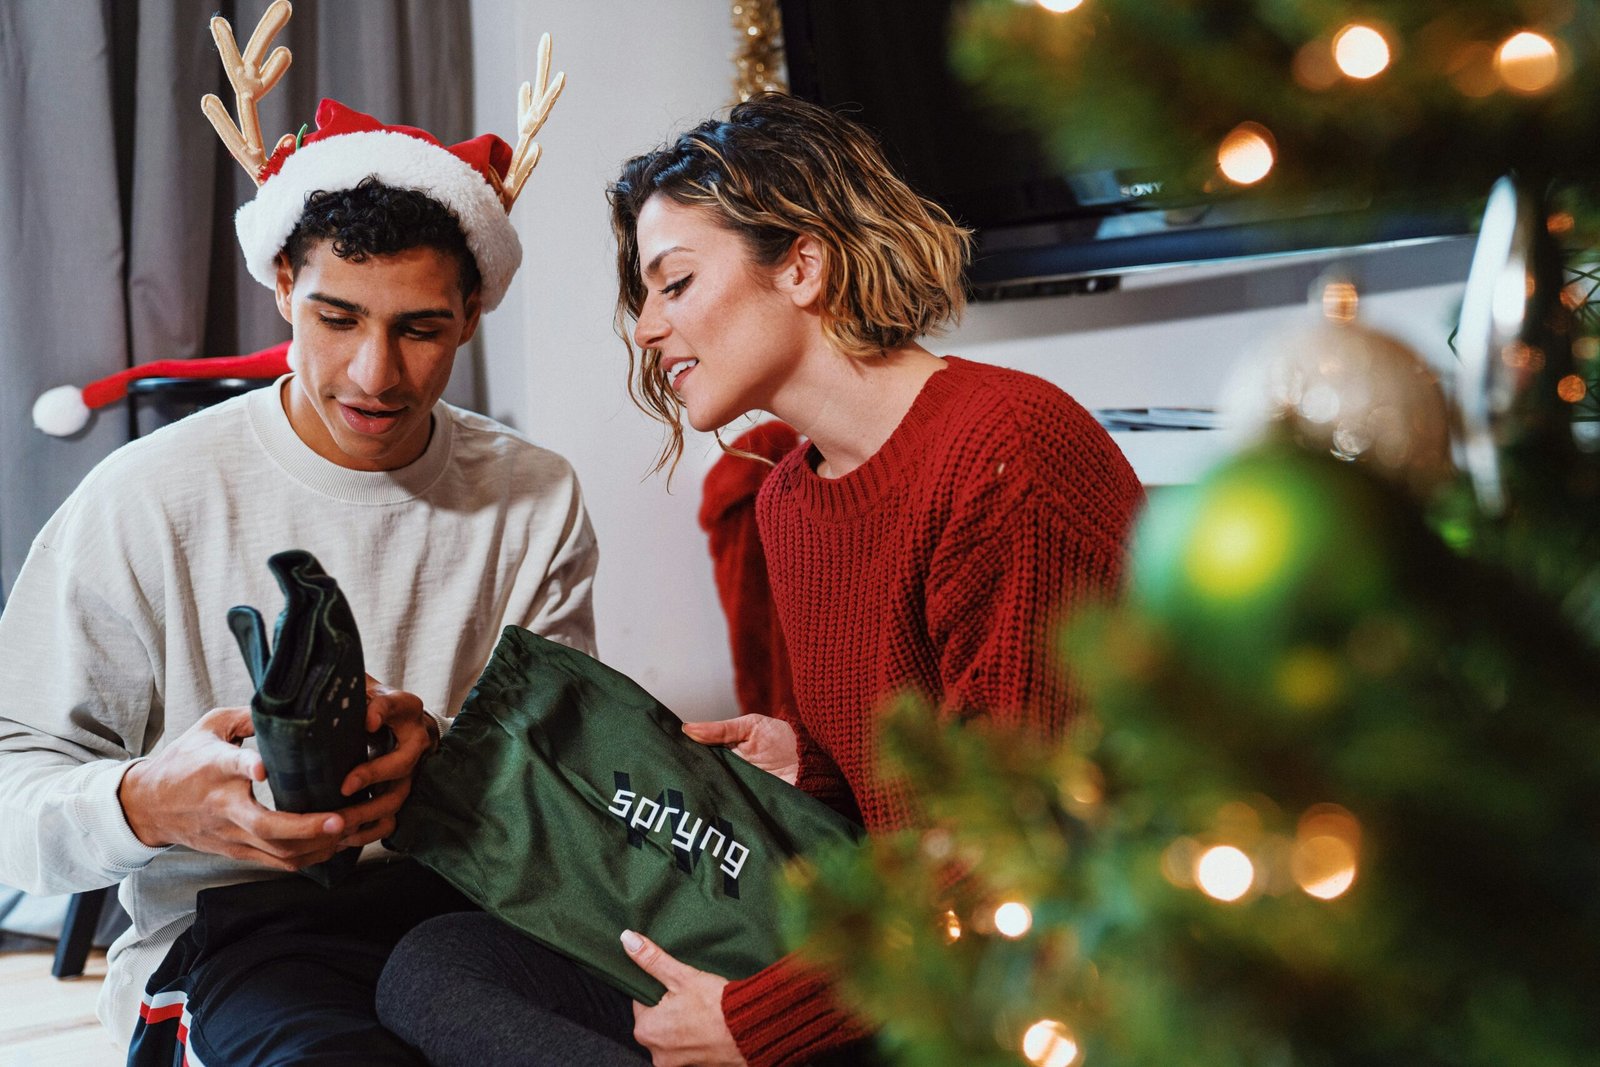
[204,0,565,311]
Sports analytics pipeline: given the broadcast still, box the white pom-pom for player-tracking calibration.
[33,385,91,437]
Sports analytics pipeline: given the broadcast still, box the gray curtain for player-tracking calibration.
[0,0,476,598]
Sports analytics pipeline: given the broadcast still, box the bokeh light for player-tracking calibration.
[1496,31,1560,93]
[1557,375,1587,403]
[1333,24,1391,79]
[1022,1019,1082,1067]
[1034,0,1086,12]
[995,900,1034,938]
[1195,845,1255,901]
[1293,805,1361,900]
[943,908,963,942]
[1217,123,1275,185]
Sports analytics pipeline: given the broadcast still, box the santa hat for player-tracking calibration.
[32,342,293,438]
[32,1,563,438]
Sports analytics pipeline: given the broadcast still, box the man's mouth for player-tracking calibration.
[339,401,406,434]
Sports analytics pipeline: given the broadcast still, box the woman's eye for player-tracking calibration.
[660,274,693,297]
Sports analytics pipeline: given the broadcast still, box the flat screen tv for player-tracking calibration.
[777,0,1473,299]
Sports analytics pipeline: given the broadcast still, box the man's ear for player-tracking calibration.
[273,254,295,324]
[776,234,826,310]
[457,289,485,346]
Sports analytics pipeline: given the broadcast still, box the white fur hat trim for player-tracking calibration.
[235,130,521,310]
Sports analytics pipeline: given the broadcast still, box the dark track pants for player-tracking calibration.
[127,858,474,1067]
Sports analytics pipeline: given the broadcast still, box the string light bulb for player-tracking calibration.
[1495,31,1560,93]
[1293,805,1361,900]
[1195,845,1255,901]
[942,909,963,942]
[1022,1019,1083,1067]
[1217,123,1276,186]
[994,900,1034,938]
[1332,24,1391,79]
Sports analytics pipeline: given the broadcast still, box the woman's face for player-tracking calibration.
[631,195,809,432]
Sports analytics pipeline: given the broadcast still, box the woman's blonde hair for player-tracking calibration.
[607,93,973,475]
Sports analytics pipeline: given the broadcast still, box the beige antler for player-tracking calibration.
[201,0,295,186]
[500,33,566,211]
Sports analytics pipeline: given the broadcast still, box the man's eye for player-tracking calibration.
[318,316,356,329]
[403,328,441,341]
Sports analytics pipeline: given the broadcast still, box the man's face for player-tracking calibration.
[274,241,482,472]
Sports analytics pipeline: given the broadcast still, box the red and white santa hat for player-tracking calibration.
[34,0,563,437]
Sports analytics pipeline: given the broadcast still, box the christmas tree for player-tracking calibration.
[783,4,1600,1064]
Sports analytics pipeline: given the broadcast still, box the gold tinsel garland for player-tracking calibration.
[731,0,787,103]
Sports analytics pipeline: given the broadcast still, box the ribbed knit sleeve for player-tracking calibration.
[722,951,874,1067]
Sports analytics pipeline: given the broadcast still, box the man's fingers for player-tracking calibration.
[681,716,756,746]
[200,705,256,741]
[621,929,696,990]
[234,746,267,782]
[341,728,427,795]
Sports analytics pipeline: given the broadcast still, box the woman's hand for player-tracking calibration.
[623,929,746,1067]
[681,714,799,784]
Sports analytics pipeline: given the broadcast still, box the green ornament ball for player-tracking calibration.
[1127,443,1410,692]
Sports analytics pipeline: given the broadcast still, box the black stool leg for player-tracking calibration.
[52,887,109,979]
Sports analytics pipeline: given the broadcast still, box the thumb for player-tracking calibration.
[621,929,695,990]
[203,705,257,742]
[681,716,756,747]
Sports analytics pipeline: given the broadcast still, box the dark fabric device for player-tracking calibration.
[387,626,865,1004]
[228,550,372,887]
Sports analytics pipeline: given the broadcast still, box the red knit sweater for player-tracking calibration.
[720,357,1145,1065]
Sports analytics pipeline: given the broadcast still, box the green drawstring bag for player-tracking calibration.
[386,625,864,1004]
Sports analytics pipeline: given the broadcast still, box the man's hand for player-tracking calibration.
[330,677,440,851]
[119,707,345,870]
[680,714,799,785]
[623,929,746,1067]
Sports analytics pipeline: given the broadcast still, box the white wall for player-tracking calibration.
[469,1,1474,719]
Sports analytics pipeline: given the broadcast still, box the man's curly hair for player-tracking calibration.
[282,176,482,298]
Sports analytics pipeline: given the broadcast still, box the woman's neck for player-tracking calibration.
[770,342,946,479]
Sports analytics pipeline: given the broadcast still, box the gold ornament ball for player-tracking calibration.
[1220,276,1453,496]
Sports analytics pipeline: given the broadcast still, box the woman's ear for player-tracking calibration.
[273,254,295,324]
[776,234,826,310]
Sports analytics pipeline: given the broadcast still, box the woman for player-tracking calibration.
[377,93,1143,1067]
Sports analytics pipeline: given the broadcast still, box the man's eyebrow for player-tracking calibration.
[309,292,366,314]
[643,246,689,278]
[308,293,454,321]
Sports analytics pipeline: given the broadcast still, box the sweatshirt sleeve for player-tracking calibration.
[721,950,874,1067]
[517,461,601,658]
[0,541,168,894]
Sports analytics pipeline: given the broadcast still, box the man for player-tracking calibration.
[0,10,581,1061]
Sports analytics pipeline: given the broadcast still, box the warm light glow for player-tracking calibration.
[943,909,963,942]
[1575,337,1599,363]
[1333,24,1391,79]
[995,900,1034,938]
[1195,845,1254,902]
[1294,805,1361,900]
[1034,0,1086,11]
[1182,483,1293,600]
[1322,280,1360,324]
[1295,836,1358,899]
[1023,1019,1082,1067]
[1217,123,1276,185]
[1558,375,1588,403]
[1496,31,1560,93]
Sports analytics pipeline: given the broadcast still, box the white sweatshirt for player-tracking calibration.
[0,378,597,1043]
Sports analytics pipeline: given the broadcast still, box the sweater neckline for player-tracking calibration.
[790,356,970,522]
[249,376,454,504]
